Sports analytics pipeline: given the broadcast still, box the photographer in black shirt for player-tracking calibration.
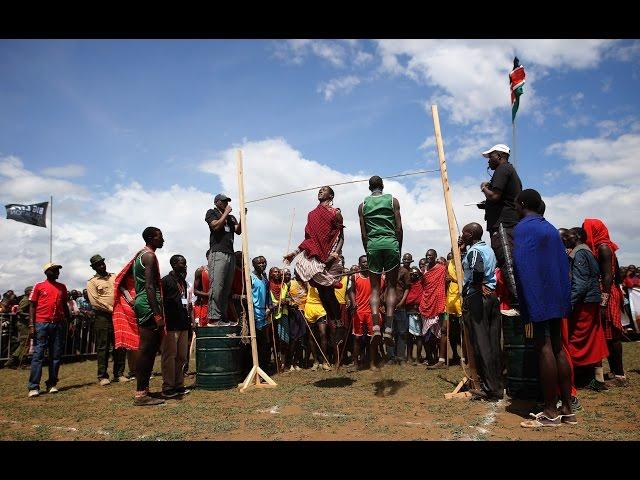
[479,144,522,308]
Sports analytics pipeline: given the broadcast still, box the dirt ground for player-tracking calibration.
[2,341,640,441]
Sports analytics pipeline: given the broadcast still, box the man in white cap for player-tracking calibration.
[205,193,242,326]
[479,144,522,306]
[27,262,71,397]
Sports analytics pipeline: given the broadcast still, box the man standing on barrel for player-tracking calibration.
[478,144,522,310]
[205,193,242,326]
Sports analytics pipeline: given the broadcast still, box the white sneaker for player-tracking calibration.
[294,365,302,371]
[117,376,131,383]
[311,362,319,371]
[321,363,333,371]
[28,389,40,398]
[48,386,59,394]
[99,378,111,386]
[289,365,295,372]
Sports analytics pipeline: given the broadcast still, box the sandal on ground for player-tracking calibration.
[520,412,562,428]
[561,413,577,425]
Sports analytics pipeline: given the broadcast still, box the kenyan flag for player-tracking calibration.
[509,57,526,122]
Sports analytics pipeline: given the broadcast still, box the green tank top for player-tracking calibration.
[132,250,162,325]
[363,193,398,251]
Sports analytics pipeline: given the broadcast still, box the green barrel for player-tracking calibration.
[502,314,542,400]
[195,325,243,390]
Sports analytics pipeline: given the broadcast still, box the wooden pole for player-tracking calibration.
[431,105,480,393]
[236,149,277,391]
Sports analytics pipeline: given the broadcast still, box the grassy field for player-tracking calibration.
[1,341,640,441]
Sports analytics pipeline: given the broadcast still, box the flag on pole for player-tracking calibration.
[509,57,526,123]
[5,202,48,227]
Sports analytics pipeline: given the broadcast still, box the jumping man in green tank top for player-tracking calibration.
[358,175,403,351]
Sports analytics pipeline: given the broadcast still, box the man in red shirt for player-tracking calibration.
[348,255,385,371]
[27,262,71,397]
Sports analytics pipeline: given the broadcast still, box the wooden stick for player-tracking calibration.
[236,149,277,391]
[304,317,331,366]
[431,105,480,392]
[337,307,354,371]
[269,316,281,373]
[189,330,196,359]
[271,208,296,374]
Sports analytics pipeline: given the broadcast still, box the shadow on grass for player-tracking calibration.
[373,379,407,397]
[314,377,356,388]
[505,398,539,419]
[436,374,458,387]
[57,382,96,392]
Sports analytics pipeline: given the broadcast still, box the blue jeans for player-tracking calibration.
[387,309,409,360]
[28,322,64,391]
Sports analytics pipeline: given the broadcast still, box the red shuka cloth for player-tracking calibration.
[584,218,624,338]
[494,268,512,311]
[298,204,343,263]
[193,266,209,327]
[567,303,609,367]
[419,263,446,318]
[405,281,423,309]
[560,317,578,397]
[112,253,141,350]
[583,218,619,255]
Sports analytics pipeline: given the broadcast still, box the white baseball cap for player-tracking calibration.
[481,144,510,158]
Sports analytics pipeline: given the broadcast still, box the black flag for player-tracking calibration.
[5,202,48,227]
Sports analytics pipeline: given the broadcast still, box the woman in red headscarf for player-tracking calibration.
[582,218,627,386]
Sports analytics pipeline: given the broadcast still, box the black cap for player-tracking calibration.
[89,254,106,266]
[214,193,231,202]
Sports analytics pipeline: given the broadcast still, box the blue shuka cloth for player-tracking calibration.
[512,214,571,323]
[251,273,271,330]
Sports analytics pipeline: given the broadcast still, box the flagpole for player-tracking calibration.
[50,195,53,263]
[512,120,517,170]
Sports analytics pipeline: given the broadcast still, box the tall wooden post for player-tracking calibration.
[431,105,480,394]
[236,149,277,391]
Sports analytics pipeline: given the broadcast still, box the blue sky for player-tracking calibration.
[1,39,639,288]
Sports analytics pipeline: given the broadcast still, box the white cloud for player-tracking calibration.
[543,184,640,266]
[570,92,585,107]
[564,114,591,129]
[374,39,614,124]
[596,116,638,137]
[317,75,361,101]
[543,170,563,185]
[354,50,374,66]
[0,156,88,202]
[273,40,377,73]
[0,157,216,290]
[607,40,640,62]
[419,137,436,150]
[546,132,640,185]
[597,119,621,137]
[41,164,86,178]
[273,39,348,67]
[433,117,509,164]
